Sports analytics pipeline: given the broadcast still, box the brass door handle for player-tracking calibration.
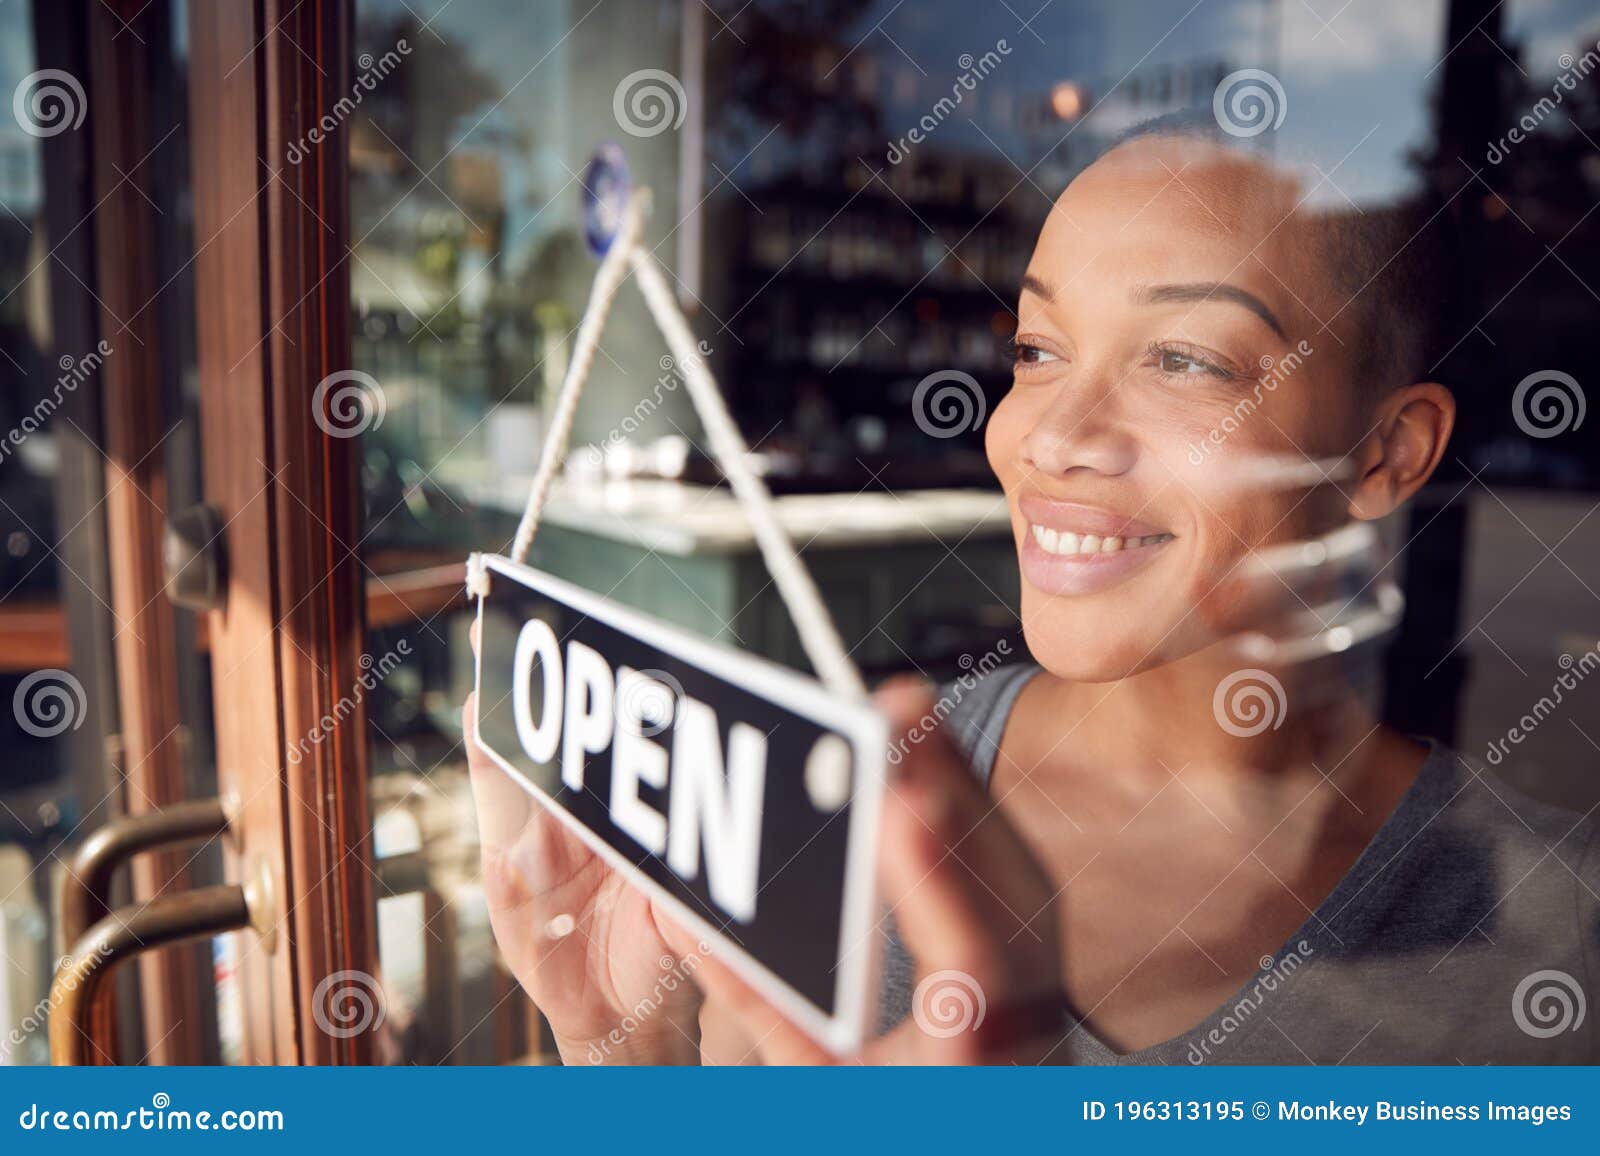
[61,797,232,947]
[51,876,273,1066]
[50,797,274,1066]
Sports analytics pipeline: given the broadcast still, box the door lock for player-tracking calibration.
[163,503,227,612]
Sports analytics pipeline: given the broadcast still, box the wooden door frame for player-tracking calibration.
[188,0,377,1065]
[85,0,210,1067]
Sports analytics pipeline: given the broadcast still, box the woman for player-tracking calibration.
[464,122,1599,1065]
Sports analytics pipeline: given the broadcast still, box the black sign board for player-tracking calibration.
[471,553,887,1052]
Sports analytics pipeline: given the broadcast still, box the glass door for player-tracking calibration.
[2,0,223,1067]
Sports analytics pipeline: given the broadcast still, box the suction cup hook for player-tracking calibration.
[582,142,633,258]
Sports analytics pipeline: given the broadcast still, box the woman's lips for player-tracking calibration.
[1017,495,1169,540]
[1015,496,1174,596]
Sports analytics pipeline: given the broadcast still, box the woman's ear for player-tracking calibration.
[1347,382,1456,521]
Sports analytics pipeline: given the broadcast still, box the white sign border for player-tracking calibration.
[470,551,887,1055]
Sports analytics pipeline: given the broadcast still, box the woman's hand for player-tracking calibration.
[463,626,702,1065]
[666,679,1070,1065]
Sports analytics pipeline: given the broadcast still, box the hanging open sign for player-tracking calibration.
[469,166,884,1053]
[470,553,888,1053]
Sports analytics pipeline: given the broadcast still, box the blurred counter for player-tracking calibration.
[459,477,1015,555]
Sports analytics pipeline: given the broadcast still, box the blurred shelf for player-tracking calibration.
[0,560,469,672]
[0,600,70,672]
[364,561,470,629]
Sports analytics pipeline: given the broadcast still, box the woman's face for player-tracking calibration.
[987,137,1364,680]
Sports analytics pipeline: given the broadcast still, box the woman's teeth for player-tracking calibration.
[1029,525,1173,557]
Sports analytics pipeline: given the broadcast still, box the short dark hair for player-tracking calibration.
[1102,112,1445,395]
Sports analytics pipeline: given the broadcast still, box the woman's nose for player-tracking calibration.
[1018,380,1139,478]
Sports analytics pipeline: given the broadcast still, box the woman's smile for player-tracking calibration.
[1017,495,1176,596]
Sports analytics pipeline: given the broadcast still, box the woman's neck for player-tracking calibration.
[1023,647,1410,800]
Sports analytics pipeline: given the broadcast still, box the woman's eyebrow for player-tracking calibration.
[1019,272,1057,301]
[1136,282,1287,338]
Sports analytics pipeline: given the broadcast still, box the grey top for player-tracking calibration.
[878,664,1600,1064]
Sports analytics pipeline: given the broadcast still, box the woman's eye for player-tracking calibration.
[1160,350,1210,375]
[1152,345,1233,380]
[1013,342,1060,366]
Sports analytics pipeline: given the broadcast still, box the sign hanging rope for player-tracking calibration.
[503,183,866,701]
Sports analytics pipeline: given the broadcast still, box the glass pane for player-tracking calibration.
[0,0,64,1069]
[0,0,220,1066]
[347,0,1600,1066]
[350,0,755,1065]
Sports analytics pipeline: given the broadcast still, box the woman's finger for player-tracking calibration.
[873,680,1067,1061]
[876,679,1058,951]
[462,692,537,852]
